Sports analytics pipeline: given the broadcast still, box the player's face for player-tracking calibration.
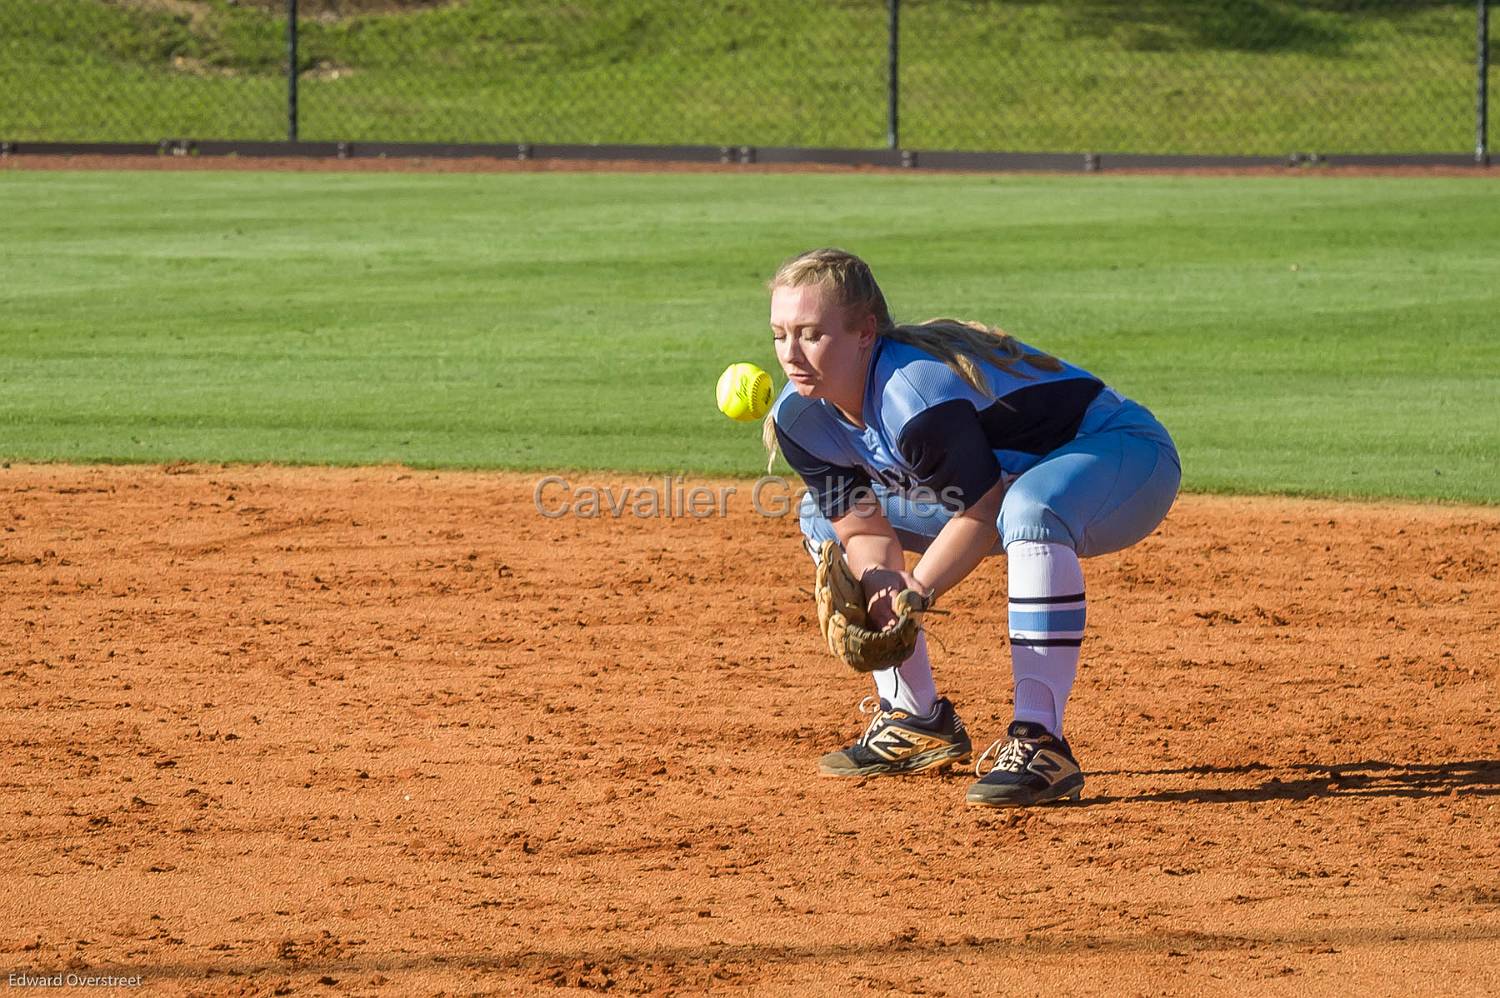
[769,284,871,402]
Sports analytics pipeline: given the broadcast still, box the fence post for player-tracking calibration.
[287,0,299,142]
[1479,0,1490,164]
[887,0,900,150]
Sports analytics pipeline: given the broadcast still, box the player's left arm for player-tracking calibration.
[910,478,1003,599]
[890,399,1007,603]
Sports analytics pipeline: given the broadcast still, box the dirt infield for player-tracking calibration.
[1,464,1497,995]
[3,152,1496,180]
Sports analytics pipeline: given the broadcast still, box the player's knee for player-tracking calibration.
[798,493,839,558]
[999,486,1080,551]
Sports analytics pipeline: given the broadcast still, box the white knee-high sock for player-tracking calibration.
[1007,540,1085,736]
[873,631,937,716]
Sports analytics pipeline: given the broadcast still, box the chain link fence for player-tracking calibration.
[1,0,1491,158]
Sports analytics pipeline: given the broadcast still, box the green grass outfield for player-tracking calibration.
[1,0,1487,154]
[1,168,1496,504]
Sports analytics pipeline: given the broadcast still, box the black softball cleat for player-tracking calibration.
[966,720,1085,807]
[818,696,972,777]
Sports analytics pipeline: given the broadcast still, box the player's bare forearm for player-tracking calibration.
[830,500,905,580]
[912,479,1005,601]
[830,500,917,629]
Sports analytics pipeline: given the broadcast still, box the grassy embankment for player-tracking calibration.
[0,0,1485,153]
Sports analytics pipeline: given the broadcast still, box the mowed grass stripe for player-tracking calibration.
[0,169,1495,502]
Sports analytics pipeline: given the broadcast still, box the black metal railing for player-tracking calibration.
[1,1,1491,163]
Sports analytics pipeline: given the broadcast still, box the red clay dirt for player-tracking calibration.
[1,464,1497,996]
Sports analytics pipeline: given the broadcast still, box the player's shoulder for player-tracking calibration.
[771,383,834,441]
[870,339,990,436]
[771,385,856,464]
[873,338,986,404]
[770,381,810,427]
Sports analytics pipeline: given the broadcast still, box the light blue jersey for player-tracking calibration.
[774,335,1180,557]
[774,337,1105,518]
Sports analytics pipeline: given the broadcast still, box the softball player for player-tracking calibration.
[767,248,1180,807]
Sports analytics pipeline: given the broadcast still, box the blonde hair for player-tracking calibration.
[763,247,1063,466]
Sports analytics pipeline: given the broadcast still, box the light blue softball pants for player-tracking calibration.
[798,389,1182,558]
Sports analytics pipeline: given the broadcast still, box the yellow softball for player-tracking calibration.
[716,362,774,422]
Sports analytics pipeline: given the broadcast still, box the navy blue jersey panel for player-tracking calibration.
[894,399,1004,511]
[975,378,1105,456]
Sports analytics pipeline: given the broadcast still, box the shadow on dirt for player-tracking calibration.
[32,920,1500,988]
[1083,758,1500,805]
